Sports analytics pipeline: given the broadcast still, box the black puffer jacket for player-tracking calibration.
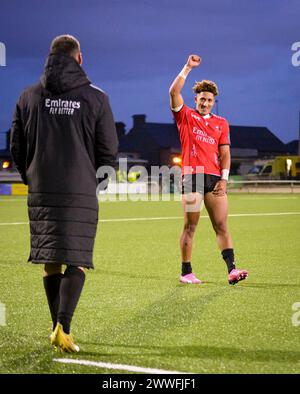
[10,54,118,268]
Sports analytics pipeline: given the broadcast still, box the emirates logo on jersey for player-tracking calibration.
[192,127,216,145]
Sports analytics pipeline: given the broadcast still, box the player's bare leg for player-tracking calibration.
[204,192,248,284]
[44,263,63,277]
[179,193,202,284]
[204,192,232,251]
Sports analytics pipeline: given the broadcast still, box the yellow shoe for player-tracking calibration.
[50,323,80,353]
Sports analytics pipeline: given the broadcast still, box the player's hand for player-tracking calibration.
[186,55,202,69]
[212,180,227,197]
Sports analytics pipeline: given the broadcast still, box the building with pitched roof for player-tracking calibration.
[119,114,289,175]
[1,115,295,176]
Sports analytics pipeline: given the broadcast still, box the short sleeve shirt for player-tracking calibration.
[172,105,230,175]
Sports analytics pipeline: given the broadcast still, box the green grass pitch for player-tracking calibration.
[0,193,299,374]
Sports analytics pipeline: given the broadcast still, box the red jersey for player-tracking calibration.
[172,105,230,175]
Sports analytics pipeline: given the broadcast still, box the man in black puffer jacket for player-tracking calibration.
[10,35,118,352]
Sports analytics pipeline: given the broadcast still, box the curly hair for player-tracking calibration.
[192,80,219,96]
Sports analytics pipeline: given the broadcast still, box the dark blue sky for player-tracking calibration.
[0,0,299,149]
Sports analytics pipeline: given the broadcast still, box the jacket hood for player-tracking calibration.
[40,53,90,94]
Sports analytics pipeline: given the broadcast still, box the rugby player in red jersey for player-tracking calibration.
[169,54,248,285]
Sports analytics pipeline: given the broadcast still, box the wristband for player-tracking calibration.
[221,169,229,181]
[178,65,191,80]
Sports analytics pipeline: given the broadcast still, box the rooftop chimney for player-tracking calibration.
[115,122,126,139]
[133,114,146,128]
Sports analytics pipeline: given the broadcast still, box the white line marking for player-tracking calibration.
[0,222,29,225]
[99,216,182,222]
[241,197,300,200]
[53,358,190,374]
[225,212,300,217]
[0,212,300,226]
[0,199,27,202]
[98,212,300,223]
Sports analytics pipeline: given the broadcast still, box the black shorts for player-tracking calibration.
[181,173,221,195]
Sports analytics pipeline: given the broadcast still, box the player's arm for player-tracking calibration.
[10,98,28,185]
[169,54,201,111]
[213,145,231,196]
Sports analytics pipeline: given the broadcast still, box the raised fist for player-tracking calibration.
[186,54,201,68]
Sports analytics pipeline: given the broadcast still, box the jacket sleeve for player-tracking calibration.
[10,97,28,185]
[95,94,119,170]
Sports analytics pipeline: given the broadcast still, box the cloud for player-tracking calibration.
[0,0,299,144]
